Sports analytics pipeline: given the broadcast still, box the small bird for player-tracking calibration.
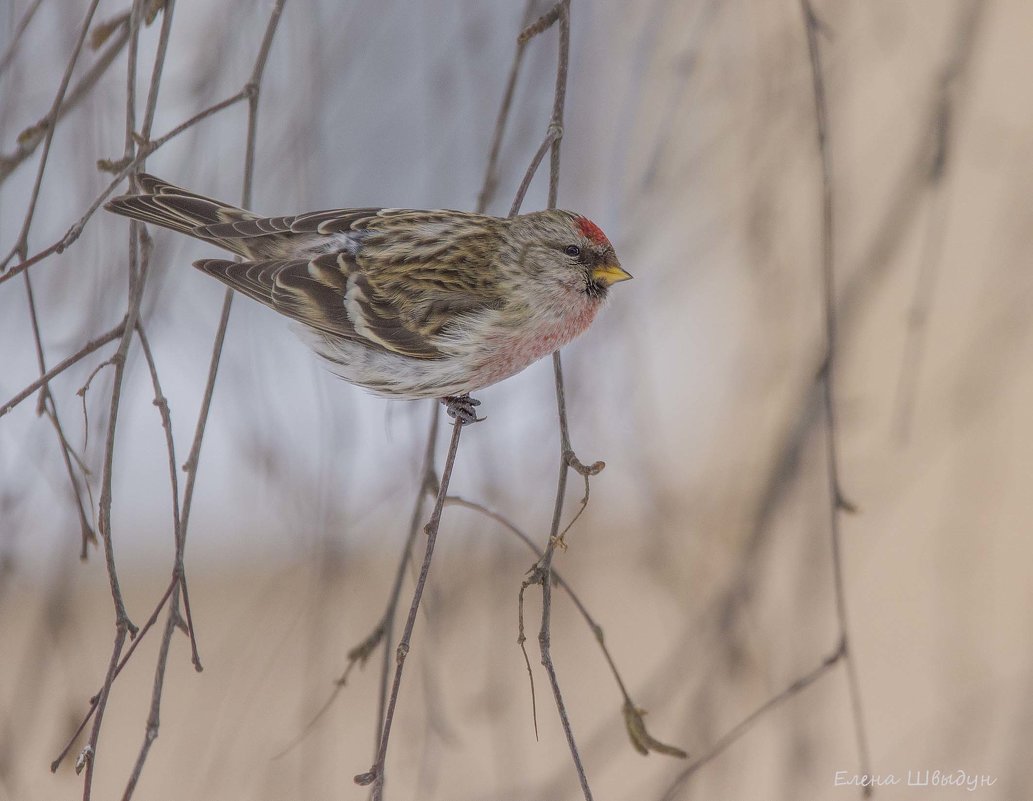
[105,174,631,422]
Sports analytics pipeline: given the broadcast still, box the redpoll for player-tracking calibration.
[105,175,631,421]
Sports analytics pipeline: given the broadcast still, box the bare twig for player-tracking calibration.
[77,626,127,790]
[446,495,685,758]
[37,3,288,795]
[269,408,441,766]
[2,0,109,573]
[174,0,286,583]
[0,0,102,268]
[355,416,469,799]
[891,0,986,442]
[81,9,151,795]
[0,5,131,187]
[372,407,440,754]
[660,645,845,800]
[0,0,45,78]
[476,0,537,214]
[509,124,562,218]
[800,1,872,793]
[120,320,184,801]
[51,574,180,773]
[0,321,126,419]
[0,87,252,289]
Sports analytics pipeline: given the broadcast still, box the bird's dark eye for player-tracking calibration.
[564,245,581,258]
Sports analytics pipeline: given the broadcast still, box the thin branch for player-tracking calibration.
[120,321,186,799]
[175,0,285,547]
[0,0,102,268]
[119,582,181,801]
[51,575,179,774]
[0,0,45,77]
[49,4,287,797]
[659,645,845,801]
[509,124,561,218]
[506,3,598,799]
[355,416,469,799]
[0,5,130,188]
[0,87,251,288]
[891,0,986,442]
[373,406,439,758]
[81,9,150,794]
[77,627,127,793]
[477,0,537,215]
[446,495,669,729]
[800,1,872,794]
[0,321,126,418]
[118,319,191,800]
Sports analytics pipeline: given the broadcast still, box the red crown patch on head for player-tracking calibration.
[575,216,610,247]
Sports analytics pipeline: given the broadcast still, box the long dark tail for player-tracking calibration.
[104,174,256,256]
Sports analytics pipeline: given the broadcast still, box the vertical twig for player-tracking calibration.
[799,1,872,794]
[476,0,537,214]
[891,0,986,442]
[355,417,469,800]
[79,4,148,795]
[508,3,597,799]
[1,0,102,269]
[178,0,286,614]
[372,406,440,758]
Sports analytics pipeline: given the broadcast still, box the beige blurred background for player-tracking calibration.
[2,0,1031,799]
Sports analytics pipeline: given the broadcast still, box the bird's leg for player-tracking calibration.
[440,394,484,425]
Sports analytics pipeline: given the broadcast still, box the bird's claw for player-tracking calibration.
[441,395,485,425]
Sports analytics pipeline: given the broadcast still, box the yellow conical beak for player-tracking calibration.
[591,263,633,287]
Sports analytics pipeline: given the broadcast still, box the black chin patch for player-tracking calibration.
[584,280,607,299]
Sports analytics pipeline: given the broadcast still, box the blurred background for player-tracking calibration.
[1,0,1030,799]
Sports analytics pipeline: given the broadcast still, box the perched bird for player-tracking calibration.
[105,174,631,422]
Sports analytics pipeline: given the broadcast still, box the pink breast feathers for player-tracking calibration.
[576,216,611,247]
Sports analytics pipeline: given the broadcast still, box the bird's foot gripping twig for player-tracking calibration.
[440,394,484,425]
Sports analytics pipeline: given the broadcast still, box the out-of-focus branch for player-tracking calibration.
[0,0,45,78]
[0,87,251,288]
[659,644,845,800]
[0,7,131,187]
[891,0,987,442]
[799,1,871,794]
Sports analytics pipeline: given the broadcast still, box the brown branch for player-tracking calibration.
[372,406,439,754]
[51,576,179,773]
[355,416,469,799]
[891,0,987,442]
[77,626,127,790]
[2,0,108,571]
[509,124,561,218]
[19,263,96,556]
[502,2,600,798]
[0,0,102,270]
[167,0,285,537]
[0,5,130,188]
[476,0,537,214]
[0,0,45,78]
[659,645,845,801]
[81,12,151,793]
[445,494,684,759]
[48,3,287,797]
[118,318,194,800]
[269,409,441,766]
[0,321,126,419]
[800,2,872,794]
[0,87,251,289]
